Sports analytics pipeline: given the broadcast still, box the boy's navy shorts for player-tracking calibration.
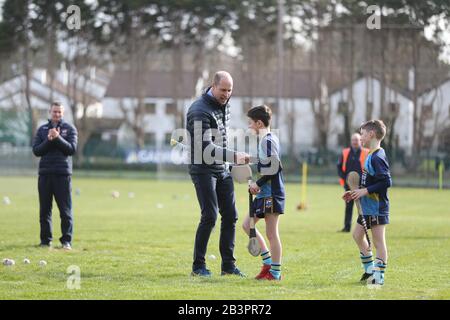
[357,215,389,229]
[252,196,285,218]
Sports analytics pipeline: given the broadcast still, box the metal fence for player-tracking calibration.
[0,144,448,189]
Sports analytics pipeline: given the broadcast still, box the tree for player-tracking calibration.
[300,0,450,161]
[292,0,333,156]
[61,1,112,165]
[94,0,162,149]
[230,0,278,103]
[158,0,238,129]
[0,0,37,146]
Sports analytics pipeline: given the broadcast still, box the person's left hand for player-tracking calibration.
[48,127,60,140]
[249,182,260,195]
[350,188,368,200]
[342,191,353,202]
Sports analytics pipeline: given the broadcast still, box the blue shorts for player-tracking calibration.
[357,215,389,229]
[252,196,285,218]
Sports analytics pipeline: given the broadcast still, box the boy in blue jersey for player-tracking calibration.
[242,105,285,281]
[343,120,392,285]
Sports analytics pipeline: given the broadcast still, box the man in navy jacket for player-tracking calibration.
[186,71,249,277]
[32,102,78,250]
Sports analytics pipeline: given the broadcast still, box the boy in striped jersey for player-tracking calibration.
[343,120,392,285]
[242,105,285,281]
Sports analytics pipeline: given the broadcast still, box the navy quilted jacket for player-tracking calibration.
[32,119,78,175]
[186,87,235,174]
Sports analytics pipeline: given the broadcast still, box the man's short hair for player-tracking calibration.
[247,105,272,127]
[213,71,232,86]
[50,101,64,109]
[360,119,386,140]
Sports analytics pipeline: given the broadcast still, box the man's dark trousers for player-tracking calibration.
[38,174,73,245]
[191,171,237,272]
[344,184,354,231]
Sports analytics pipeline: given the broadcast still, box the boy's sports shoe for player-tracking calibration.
[191,267,212,277]
[360,272,373,283]
[368,270,384,285]
[259,272,281,281]
[367,277,384,286]
[255,265,271,280]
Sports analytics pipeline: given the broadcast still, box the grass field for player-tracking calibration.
[0,175,449,300]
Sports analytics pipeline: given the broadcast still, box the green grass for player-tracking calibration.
[0,175,449,300]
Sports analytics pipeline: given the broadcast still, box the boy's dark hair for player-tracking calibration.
[247,105,272,127]
[360,119,386,140]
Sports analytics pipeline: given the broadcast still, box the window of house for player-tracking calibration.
[144,132,156,146]
[422,136,433,146]
[165,132,173,146]
[338,101,348,114]
[144,102,156,114]
[388,102,400,114]
[422,104,433,120]
[166,102,178,116]
[338,133,346,146]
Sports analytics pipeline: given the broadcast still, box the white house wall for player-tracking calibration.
[102,97,187,148]
[291,99,316,151]
[105,95,316,154]
[228,97,315,154]
[418,80,450,148]
[103,77,418,156]
[329,77,413,155]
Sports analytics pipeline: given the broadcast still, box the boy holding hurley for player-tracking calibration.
[242,105,285,281]
[343,120,392,286]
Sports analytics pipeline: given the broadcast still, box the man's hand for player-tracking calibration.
[350,188,368,201]
[249,182,260,195]
[235,152,250,165]
[342,191,353,202]
[48,128,60,141]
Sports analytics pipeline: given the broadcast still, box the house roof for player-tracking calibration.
[328,74,414,101]
[418,77,450,96]
[0,71,103,107]
[104,70,198,99]
[86,118,123,132]
[104,69,342,100]
[231,70,317,99]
